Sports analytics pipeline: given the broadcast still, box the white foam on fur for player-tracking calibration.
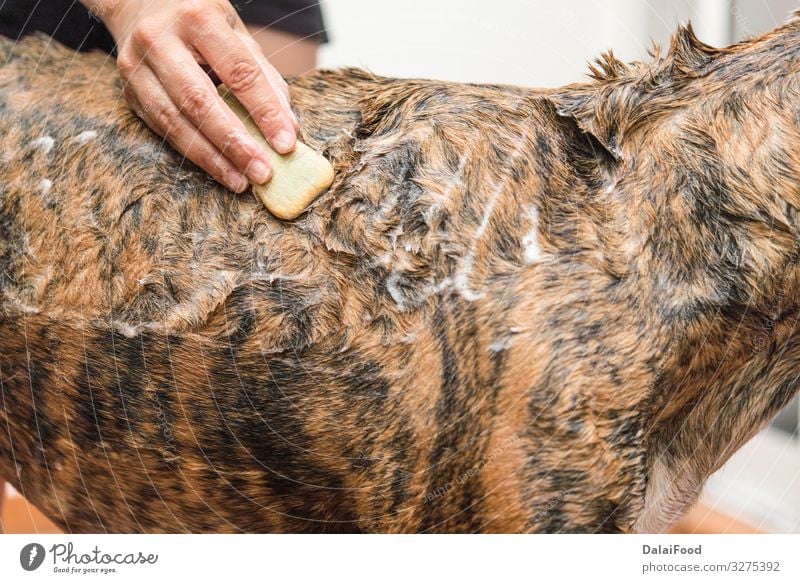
[522,205,542,264]
[75,130,97,144]
[113,321,142,339]
[488,337,515,352]
[455,149,524,301]
[31,136,54,154]
[38,179,53,196]
[455,182,504,302]
[386,269,406,310]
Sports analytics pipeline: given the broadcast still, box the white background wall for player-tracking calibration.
[319,0,798,87]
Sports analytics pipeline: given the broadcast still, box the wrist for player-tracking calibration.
[80,0,119,19]
[81,0,135,41]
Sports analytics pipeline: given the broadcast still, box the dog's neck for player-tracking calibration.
[601,97,800,532]
[545,29,800,527]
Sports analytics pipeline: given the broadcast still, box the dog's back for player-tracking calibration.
[2,24,798,533]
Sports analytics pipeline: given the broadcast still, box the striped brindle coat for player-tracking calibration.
[1,20,799,532]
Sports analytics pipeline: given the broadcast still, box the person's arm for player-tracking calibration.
[245,26,318,78]
[80,0,298,192]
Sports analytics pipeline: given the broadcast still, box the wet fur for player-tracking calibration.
[1,19,799,532]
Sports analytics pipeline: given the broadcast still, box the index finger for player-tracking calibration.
[190,17,297,154]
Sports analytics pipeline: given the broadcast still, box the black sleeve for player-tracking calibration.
[0,0,116,53]
[233,0,328,43]
[0,0,328,54]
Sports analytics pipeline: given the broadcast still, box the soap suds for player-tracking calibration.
[3,290,40,315]
[386,269,406,310]
[454,149,523,301]
[455,182,504,302]
[433,154,468,203]
[31,136,54,154]
[488,337,515,352]
[38,179,53,196]
[75,130,98,144]
[522,205,542,264]
[113,321,142,339]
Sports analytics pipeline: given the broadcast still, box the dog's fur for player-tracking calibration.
[1,18,799,533]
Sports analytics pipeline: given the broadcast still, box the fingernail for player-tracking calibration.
[228,172,249,193]
[246,159,272,184]
[271,129,295,154]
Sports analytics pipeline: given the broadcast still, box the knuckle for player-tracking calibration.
[195,151,218,174]
[179,0,210,27]
[178,85,212,119]
[251,100,283,128]
[116,53,139,80]
[208,156,231,177]
[150,102,181,132]
[130,19,162,48]
[225,59,261,93]
[220,129,246,154]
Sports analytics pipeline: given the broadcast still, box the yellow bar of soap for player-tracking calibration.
[218,85,334,220]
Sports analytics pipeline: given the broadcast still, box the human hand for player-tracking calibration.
[84,0,298,192]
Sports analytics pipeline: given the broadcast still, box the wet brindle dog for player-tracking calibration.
[1,18,799,533]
